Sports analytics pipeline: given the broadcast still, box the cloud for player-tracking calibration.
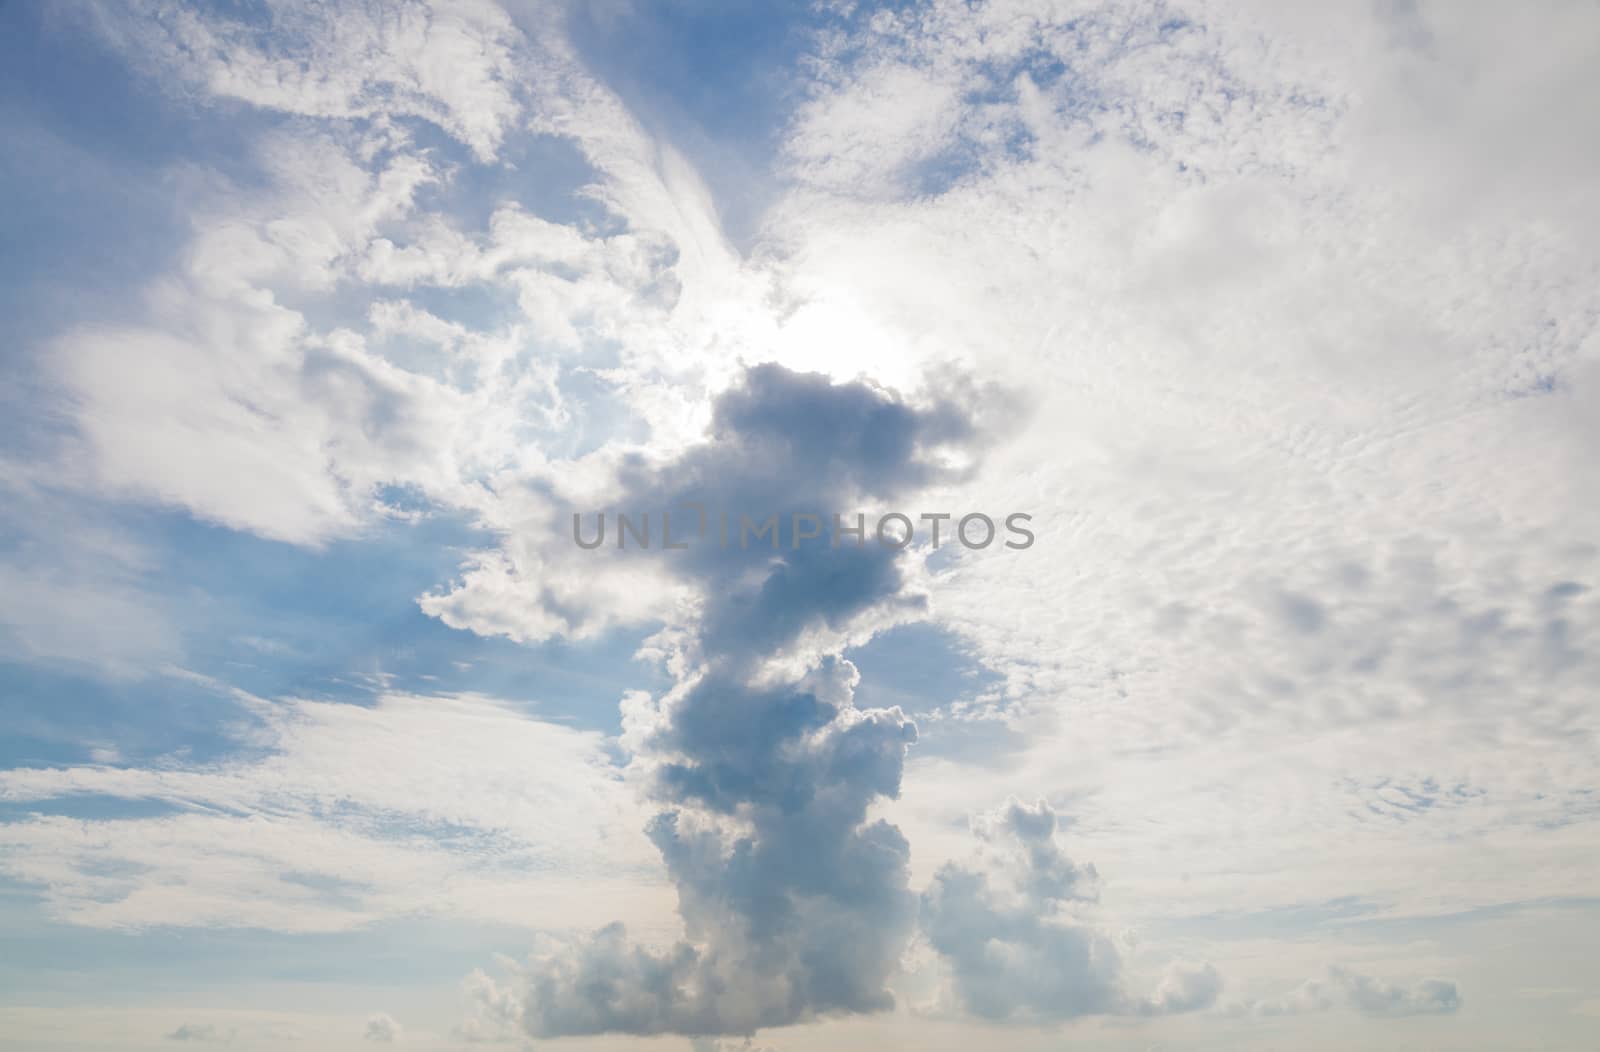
[364,1012,403,1042]
[0,685,661,933]
[764,0,1600,930]
[501,365,987,1037]
[47,129,458,546]
[783,60,964,197]
[77,0,528,160]
[45,0,737,558]
[921,797,1218,1021]
[166,1022,226,1042]
[475,366,1214,1038]
[1246,966,1461,1018]
[0,473,179,677]
[691,1040,779,1052]
[1137,959,1226,1017]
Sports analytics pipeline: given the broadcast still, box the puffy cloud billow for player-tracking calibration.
[364,1012,403,1042]
[921,798,1122,1021]
[921,797,1220,1022]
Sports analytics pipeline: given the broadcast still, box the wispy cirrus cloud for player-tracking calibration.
[0,683,665,933]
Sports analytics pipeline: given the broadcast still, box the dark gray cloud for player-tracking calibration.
[522,662,921,1035]
[517,366,991,1037]
[609,363,990,667]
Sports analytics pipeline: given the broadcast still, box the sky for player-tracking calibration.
[0,0,1597,1049]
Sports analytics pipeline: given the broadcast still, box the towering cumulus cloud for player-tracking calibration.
[517,364,985,1036]
[482,364,1223,1039]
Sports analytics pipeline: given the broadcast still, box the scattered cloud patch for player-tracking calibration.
[922,797,1219,1021]
[364,1012,403,1042]
[1243,966,1461,1018]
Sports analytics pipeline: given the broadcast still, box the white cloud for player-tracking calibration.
[364,1012,402,1042]
[0,472,179,676]
[1243,965,1461,1018]
[0,684,667,933]
[920,797,1218,1021]
[784,61,965,196]
[749,0,1600,929]
[167,1022,227,1042]
[79,0,528,160]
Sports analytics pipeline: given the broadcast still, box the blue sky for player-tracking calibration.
[2,1,1599,1049]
